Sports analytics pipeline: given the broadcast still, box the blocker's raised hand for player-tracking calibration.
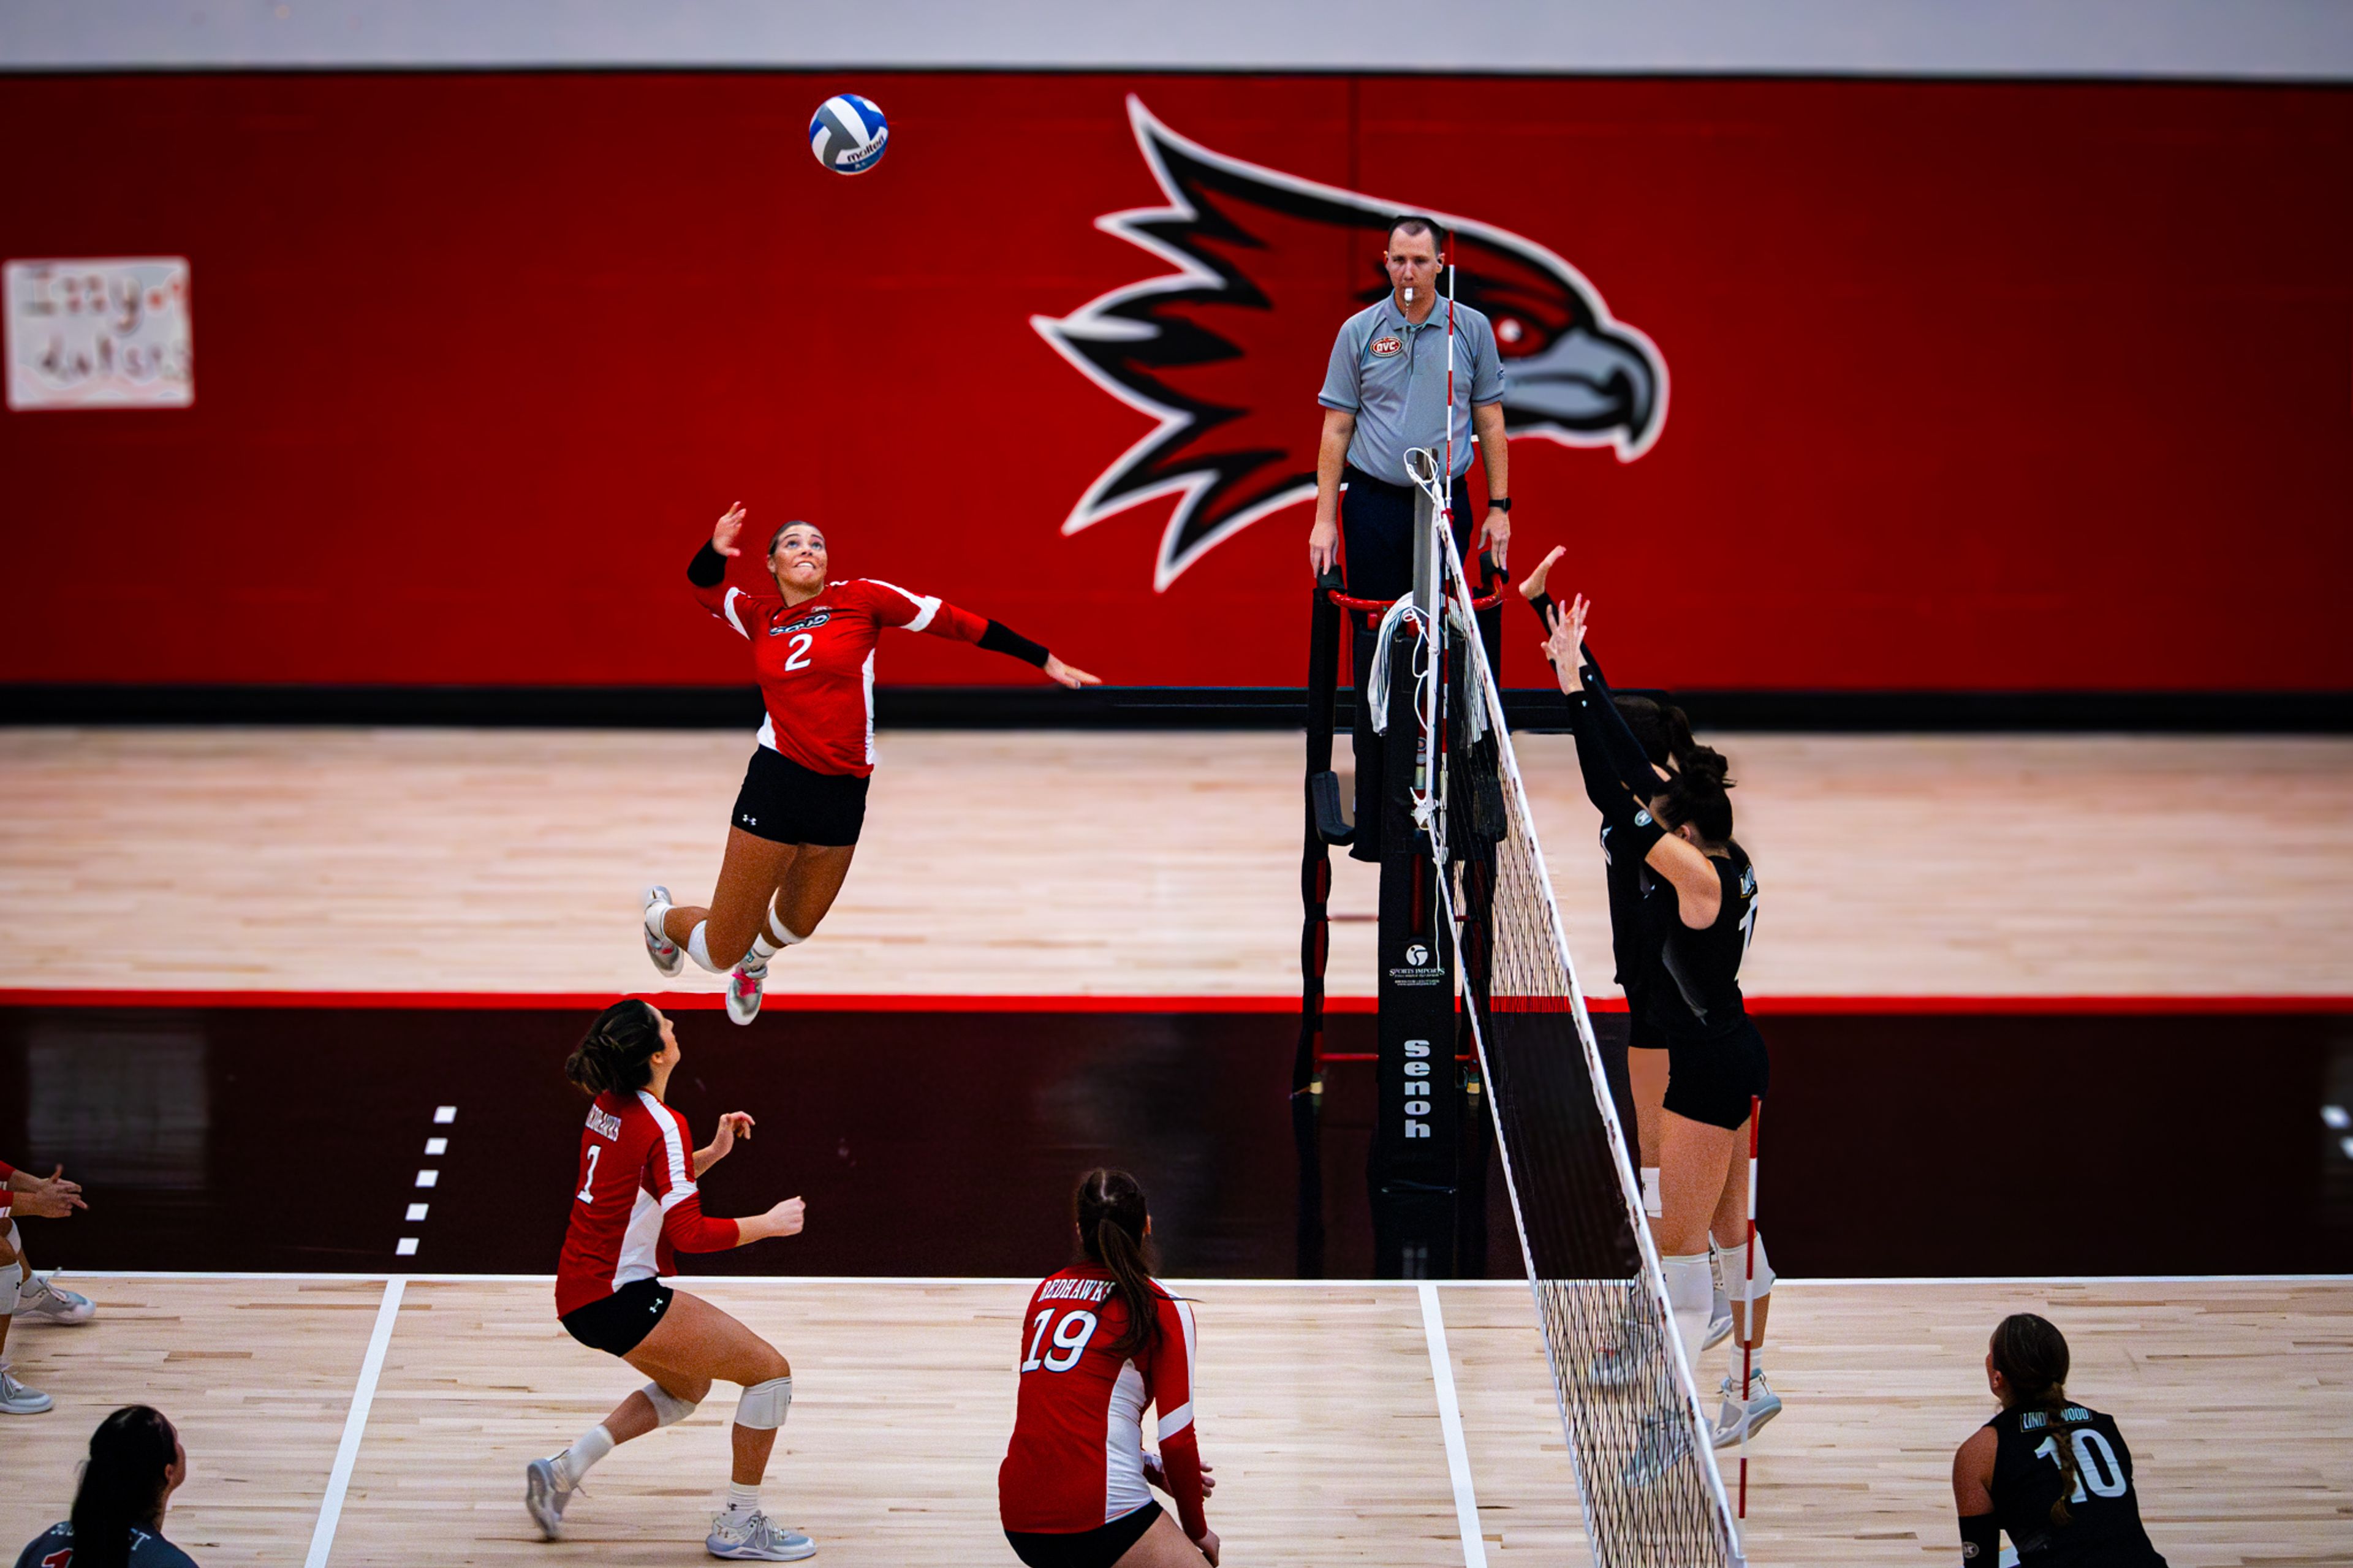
[1518,543,1567,603]
[711,501,748,557]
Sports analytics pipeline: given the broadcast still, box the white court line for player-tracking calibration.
[303,1276,405,1568]
[1418,1282,1488,1568]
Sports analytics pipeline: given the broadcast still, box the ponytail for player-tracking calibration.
[1614,695,1720,784]
[1655,758,1735,846]
[70,1406,178,1568]
[1074,1167,1159,1360]
[564,999,665,1097]
[1990,1313,2087,1527]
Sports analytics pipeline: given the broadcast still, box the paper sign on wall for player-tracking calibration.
[4,257,193,411]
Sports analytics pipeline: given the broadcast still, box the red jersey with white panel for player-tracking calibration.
[553,1089,739,1319]
[691,573,990,779]
[998,1267,1208,1540]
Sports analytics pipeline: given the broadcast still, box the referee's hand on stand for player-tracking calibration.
[1308,517,1339,576]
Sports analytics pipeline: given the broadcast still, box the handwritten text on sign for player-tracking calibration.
[5,257,194,411]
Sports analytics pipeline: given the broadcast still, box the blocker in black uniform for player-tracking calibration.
[1641,844,1767,1133]
[1984,1403,2167,1566]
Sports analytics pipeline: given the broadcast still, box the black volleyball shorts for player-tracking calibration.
[1005,1502,1164,1568]
[732,745,870,847]
[559,1277,674,1358]
[1662,1016,1770,1131]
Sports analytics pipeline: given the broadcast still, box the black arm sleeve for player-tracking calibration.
[687,542,728,588]
[1569,694,1665,863]
[1957,1513,2000,1566]
[977,619,1050,668]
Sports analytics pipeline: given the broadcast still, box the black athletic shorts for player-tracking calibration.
[559,1277,674,1358]
[732,745,870,847]
[1005,1502,1163,1568]
[1661,1015,1770,1131]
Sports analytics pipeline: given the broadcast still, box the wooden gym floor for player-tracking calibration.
[0,1275,2345,1567]
[1,726,2348,1564]
[1,727,2349,1000]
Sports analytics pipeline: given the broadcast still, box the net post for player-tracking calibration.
[1368,583,1460,1278]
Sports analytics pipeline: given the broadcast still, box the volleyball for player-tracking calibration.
[808,93,889,175]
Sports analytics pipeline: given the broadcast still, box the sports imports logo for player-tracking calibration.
[1034,96,1667,589]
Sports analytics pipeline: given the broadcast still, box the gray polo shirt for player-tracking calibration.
[1318,295,1504,486]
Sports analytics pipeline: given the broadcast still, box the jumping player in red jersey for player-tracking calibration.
[642,503,1101,1024]
[526,999,815,1561]
[1000,1169,1219,1568]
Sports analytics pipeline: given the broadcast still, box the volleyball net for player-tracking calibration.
[1405,454,1745,1567]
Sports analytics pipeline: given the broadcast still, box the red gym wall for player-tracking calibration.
[1,73,2347,691]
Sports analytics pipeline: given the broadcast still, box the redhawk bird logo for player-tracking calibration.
[1034,96,1667,590]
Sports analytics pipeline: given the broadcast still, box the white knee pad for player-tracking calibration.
[687,920,722,974]
[642,1381,699,1428]
[1723,1230,1775,1301]
[734,1374,792,1431]
[1662,1252,1713,1374]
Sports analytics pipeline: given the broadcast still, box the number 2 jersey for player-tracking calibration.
[688,545,1031,779]
[1987,1403,2167,1564]
[553,1088,739,1319]
[999,1267,1208,1540]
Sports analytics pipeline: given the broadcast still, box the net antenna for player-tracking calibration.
[1412,507,1748,1566]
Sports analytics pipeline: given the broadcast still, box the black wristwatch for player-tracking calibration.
[1488,496,1512,513]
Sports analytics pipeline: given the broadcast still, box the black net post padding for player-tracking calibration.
[1295,567,1347,1099]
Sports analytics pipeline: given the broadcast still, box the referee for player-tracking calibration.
[1310,214,1512,858]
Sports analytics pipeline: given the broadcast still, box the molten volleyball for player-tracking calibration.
[808,94,889,175]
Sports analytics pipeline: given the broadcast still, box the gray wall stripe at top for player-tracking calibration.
[4,0,2352,80]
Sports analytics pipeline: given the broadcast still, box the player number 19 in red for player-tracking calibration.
[1021,1308,1099,1373]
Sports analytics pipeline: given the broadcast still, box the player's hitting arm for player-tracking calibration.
[686,503,749,624]
[1951,1428,2001,1566]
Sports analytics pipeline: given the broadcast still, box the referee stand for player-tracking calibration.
[1297,472,1504,1279]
